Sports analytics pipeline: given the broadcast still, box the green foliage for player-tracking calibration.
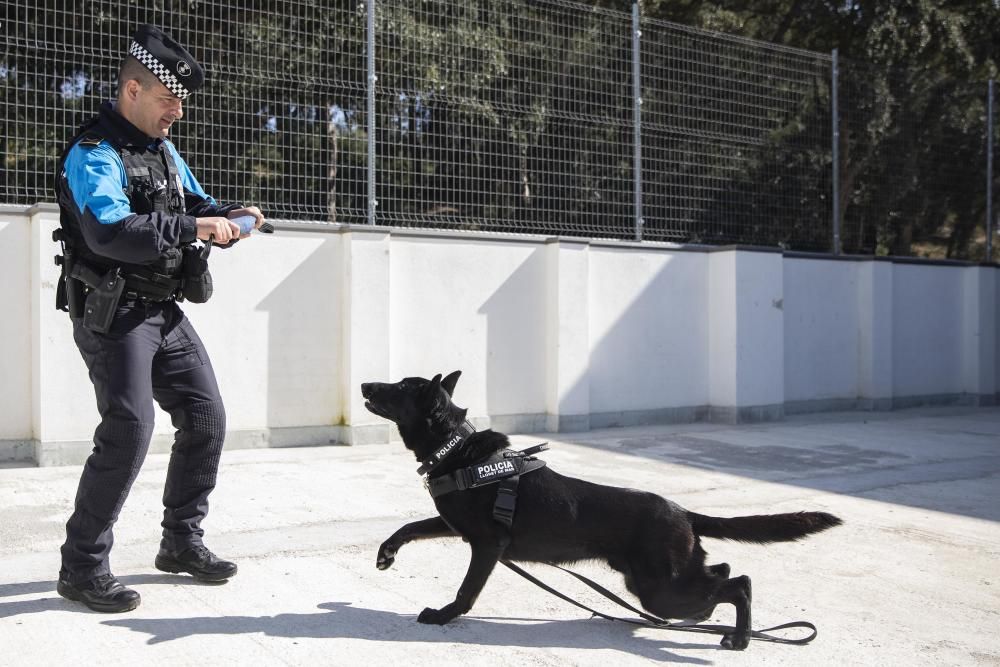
[644,0,999,257]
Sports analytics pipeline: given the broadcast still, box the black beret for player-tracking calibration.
[128,24,204,100]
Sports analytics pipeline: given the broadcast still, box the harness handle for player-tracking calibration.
[512,442,549,458]
[500,560,818,645]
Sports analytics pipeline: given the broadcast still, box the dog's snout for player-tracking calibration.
[362,382,387,399]
[361,382,393,420]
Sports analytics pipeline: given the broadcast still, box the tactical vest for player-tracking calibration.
[55,113,192,311]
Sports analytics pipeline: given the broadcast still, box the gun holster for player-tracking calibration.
[65,265,86,319]
[82,268,125,333]
[55,254,79,315]
[54,229,85,318]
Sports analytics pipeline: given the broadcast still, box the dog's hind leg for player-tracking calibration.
[709,562,730,578]
[628,567,753,650]
[714,575,752,650]
[378,516,456,570]
[630,574,715,623]
[679,562,730,622]
[416,539,506,625]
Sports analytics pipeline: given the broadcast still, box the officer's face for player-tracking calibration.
[129,78,184,138]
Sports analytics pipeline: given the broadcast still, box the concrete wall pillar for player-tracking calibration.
[857,260,894,410]
[340,227,392,444]
[962,265,998,405]
[707,249,785,422]
[545,239,590,432]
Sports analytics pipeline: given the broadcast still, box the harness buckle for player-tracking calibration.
[455,467,475,491]
[492,478,519,528]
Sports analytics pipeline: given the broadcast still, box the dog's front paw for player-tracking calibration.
[417,606,455,625]
[376,541,398,570]
[720,632,750,650]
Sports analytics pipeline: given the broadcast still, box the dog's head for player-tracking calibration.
[361,371,465,455]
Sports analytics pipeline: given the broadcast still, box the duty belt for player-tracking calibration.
[70,260,180,302]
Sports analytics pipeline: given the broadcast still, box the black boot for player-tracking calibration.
[155,545,237,582]
[57,573,141,613]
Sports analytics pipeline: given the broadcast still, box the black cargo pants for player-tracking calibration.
[60,298,226,584]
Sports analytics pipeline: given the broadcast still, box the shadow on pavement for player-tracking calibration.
[102,601,718,663]
[560,409,1000,523]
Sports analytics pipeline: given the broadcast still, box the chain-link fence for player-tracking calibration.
[839,59,993,257]
[2,1,367,222]
[638,17,833,248]
[1,0,996,257]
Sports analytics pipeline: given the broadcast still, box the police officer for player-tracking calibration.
[53,24,264,612]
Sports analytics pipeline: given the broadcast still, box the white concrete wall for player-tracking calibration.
[12,206,346,464]
[201,225,343,436]
[2,203,998,465]
[0,210,32,461]
[588,247,709,418]
[389,237,548,424]
[963,264,999,403]
[893,264,966,399]
[783,258,861,405]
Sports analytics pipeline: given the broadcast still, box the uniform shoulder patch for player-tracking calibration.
[78,134,104,147]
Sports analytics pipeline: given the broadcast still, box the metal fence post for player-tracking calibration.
[988,79,994,262]
[831,49,841,255]
[367,0,377,225]
[632,2,643,242]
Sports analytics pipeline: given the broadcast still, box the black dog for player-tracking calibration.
[362,371,841,650]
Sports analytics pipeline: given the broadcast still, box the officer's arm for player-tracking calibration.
[64,143,197,264]
[165,141,250,248]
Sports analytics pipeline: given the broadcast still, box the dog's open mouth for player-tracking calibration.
[364,400,390,419]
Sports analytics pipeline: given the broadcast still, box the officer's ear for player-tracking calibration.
[122,78,142,102]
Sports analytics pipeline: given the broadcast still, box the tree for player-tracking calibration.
[641,0,1000,257]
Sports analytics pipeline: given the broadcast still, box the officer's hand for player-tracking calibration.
[227,206,266,238]
[195,216,240,244]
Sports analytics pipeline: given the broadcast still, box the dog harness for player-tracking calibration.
[421,423,548,528]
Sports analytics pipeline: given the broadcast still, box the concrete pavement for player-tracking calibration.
[1,405,998,666]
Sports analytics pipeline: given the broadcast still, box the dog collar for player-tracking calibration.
[416,420,477,476]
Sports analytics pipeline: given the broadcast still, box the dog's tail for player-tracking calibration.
[687,511,842,544]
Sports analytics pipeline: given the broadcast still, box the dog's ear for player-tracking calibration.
[441,370,461,396]
[426,374,443,397]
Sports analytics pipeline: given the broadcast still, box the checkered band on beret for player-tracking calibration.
[126,24,204,100]
[129,40,191,99]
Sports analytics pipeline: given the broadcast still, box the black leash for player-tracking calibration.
[500,560,818,645]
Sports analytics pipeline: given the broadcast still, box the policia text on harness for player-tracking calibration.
[53,103,232,332]
[420,420,548,528]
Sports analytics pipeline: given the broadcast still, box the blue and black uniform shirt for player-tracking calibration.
[60,101,235,266]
